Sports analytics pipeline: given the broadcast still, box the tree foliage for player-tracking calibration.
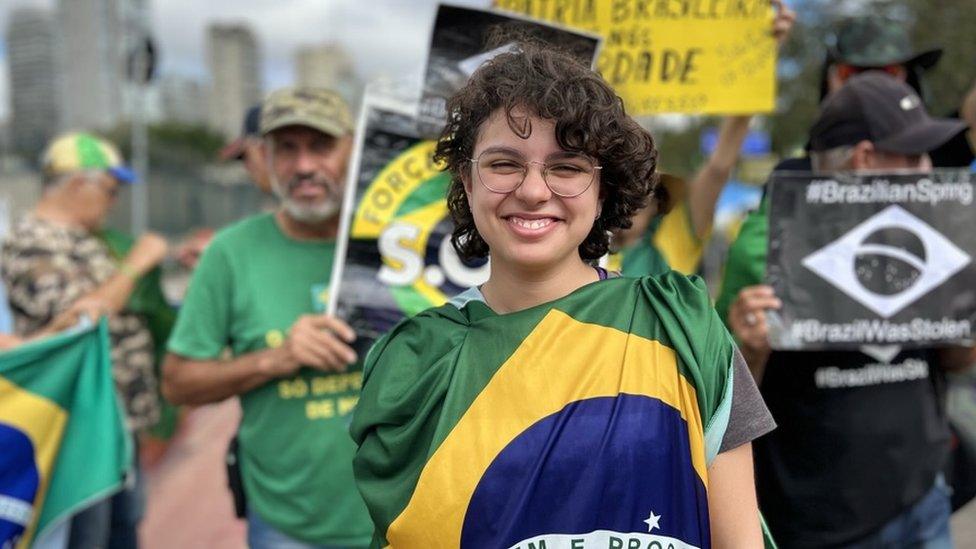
[104,122,225,168]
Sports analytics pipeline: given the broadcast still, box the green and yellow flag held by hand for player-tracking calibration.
[0,319,131,548]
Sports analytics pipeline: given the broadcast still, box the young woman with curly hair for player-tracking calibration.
[351,41,776,549]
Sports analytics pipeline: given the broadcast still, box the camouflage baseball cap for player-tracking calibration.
[260,87,353,137]
[830,17,941,69]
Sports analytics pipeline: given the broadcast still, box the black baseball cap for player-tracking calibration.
[218,105,262,161]
[809,72,966,155]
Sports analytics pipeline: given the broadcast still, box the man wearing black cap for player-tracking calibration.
[716,73,975,547]
[219,105,272,194]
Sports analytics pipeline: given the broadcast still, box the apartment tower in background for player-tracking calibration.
[294,43,360,110]
[159,76,207,125]
[58,0,134,130]
[207,23,261,139]
[6,8,61,159]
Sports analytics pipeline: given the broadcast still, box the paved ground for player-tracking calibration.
[139,400,245,549]
[138,401,976,548]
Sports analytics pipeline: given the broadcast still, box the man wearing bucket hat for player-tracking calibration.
[822,17,942,100]
[718,72,975,547]
[163,87,372,548]
[1,131,169,547]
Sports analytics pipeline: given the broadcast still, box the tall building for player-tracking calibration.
[6,8,61,159]
[294,43,360,109]
[207,23,261,139]
[159,76,207,125]
[58,0,129,130]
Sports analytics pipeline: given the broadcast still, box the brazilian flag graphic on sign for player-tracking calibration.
[333,104,488,360]
[0,320,131,548]
[352,274,771,549]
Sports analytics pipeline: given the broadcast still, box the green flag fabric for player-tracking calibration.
[0,319,132,548]
[351,274,743,549]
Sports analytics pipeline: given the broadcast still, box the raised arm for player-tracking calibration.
[687,116,753,239]
[686,0,795,239]
[37,233,169,335]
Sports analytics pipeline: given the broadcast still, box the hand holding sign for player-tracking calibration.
[263,315,358,377]
[767,170,976,350]
[728,284,781,378]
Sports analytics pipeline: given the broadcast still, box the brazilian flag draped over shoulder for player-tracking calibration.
[0,319,131,548]
[352,274,774,549]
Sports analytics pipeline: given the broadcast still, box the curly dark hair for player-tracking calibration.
[434,40,661,261]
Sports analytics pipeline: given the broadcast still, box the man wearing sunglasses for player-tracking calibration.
[1,131,169,548]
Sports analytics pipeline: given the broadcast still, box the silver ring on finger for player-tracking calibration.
[745,312,758,326]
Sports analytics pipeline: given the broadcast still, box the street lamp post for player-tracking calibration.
[125,2,155,234]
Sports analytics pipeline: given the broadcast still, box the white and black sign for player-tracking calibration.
[419,5,601,136]
[767,170,976,350]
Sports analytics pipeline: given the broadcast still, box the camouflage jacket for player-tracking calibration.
[1,215,159,431]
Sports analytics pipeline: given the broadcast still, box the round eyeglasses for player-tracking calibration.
[470,151,602,198]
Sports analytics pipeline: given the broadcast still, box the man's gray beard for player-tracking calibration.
[272,176,342,223]
[281,196,340,223]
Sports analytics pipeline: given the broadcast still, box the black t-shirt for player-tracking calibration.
[754,346,950,547]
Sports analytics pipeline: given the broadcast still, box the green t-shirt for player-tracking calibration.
[715,197,768,328]
[167,213,372,546]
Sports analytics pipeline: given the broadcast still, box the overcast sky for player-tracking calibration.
[0,0,490,119]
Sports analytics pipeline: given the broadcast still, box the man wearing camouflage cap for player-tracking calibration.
[163,88,372,548]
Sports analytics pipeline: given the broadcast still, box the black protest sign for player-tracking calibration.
[767,170,976,350]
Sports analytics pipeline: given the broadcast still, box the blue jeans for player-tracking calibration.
[246,511,365,549]
[846,475,953,548]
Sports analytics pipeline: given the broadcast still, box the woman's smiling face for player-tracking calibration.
[465,108,602,272]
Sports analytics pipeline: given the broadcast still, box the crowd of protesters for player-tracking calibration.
[2,2,976,549]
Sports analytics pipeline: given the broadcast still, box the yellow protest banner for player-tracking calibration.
[494,0,777,115]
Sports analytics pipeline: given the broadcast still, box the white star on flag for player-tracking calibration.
[643,510,662,532]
